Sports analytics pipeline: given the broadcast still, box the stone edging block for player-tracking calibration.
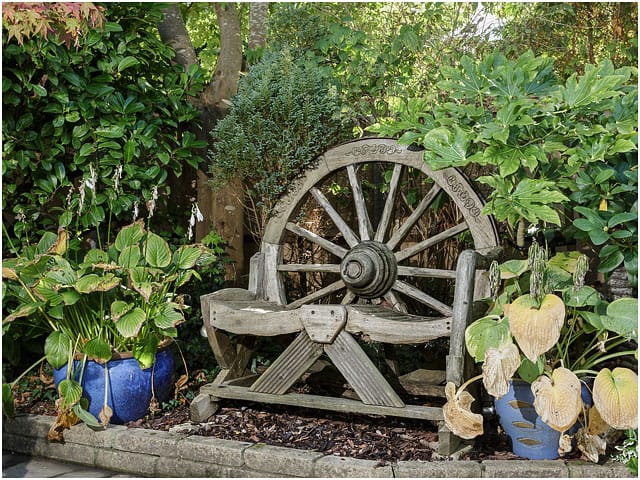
[2,414,634,478]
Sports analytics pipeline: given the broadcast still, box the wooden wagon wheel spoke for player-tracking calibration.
[392,280,453,316]
[286,280,346,310]
[286,222,347,258]
[310,187,360,247]
[347,164,374,241]
[397,266,456,279]
[394,221,469,262]
[341,290,357,305]
[374,163,403,242]
[277,263,341,273]
[386,185,442,251]
[383,291,408,313]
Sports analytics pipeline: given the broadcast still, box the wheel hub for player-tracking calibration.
[340,241,397,298]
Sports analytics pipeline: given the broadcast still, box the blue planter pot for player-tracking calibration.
[494,379,591,460]
[53,346,174,424]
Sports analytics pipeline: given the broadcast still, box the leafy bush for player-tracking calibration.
[370,51,638,283]
[208,49,348,241]
[2,3,206,252]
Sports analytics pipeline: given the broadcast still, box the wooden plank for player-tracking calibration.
[210,299,302,336]
[324,331,404,407]
[249,332,324,395]
[248,252,265,299]
[310,187,360,247]
[346,305,451,344]
[299,305,346,344]
[397,266,456,279]
[398,369,446,397]
[347,164,373,241]
[277,263,341,273]
[200,384,444,421]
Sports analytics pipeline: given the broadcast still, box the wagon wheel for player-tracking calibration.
[261,138,499,319]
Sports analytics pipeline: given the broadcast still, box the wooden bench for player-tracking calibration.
[191,138,500,455]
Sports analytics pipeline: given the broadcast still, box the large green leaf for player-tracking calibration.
[118,245,141,269]
[110,300,132,321]
[115,307,146,338]
[114,221,145,252]
[172,245,204,270]
[83,338,112,362]
[74,273,120,293]
[44,331,72,369]
[464,315,512,363]
[145,232,171,268]
[58,379,82,408]
[422,126,470,169]
[133,335,159,370]
[602,298,638,341]
[72,403,101,427]
[154,303,184,329]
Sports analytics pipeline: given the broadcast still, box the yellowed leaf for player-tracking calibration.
[2,267,19,281]
[99,404,113,426]
[48,400,80,442]
[482,342,520,399]
[586,405,609,436]
[575,427,606,463]
[531,367,582,432]
[593,367,638,430]
[442,382,484,440]
[48,227,68,255]
[558,433,573,457]
[504,294,565,362]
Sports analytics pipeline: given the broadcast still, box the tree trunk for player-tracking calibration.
[249,3,268,50]
[158,4,245,283]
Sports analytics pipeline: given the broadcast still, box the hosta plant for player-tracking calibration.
[2,222,215,435]
[444,242,638,461]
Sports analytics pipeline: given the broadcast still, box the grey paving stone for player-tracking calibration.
[155,456,212,477]
[64,423,128,449]
[2,452,31,468]
[313,455,394,478]
[112,427,185,455]
[176,436,251,467]
[31,440,97,467]
[567,460,635,478]
[395,459,483,477]
[3,415,53,439]
[2,457,80,478]
[244,443,324,477]
[482,460,569,478]
[95,449,157,477]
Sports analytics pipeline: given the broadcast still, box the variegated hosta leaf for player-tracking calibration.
[442,382,484,440]
[531,367,582,432]
[575,427,606,463]
[504,293,565,362]
[482,341,520,399]
[592,367,638,430]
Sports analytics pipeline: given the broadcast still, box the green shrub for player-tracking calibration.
[2,3,206,253]
[208,49,349,241]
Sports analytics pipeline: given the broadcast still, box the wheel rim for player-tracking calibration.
[261,138,499,314]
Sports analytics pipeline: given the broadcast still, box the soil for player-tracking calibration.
[10,370,599,464]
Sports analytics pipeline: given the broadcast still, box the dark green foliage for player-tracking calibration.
[2,3,206,252]
[208,49,348,240]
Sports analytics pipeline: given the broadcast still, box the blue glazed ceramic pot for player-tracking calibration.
[494,379,591,460]
[53,345,174,424]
